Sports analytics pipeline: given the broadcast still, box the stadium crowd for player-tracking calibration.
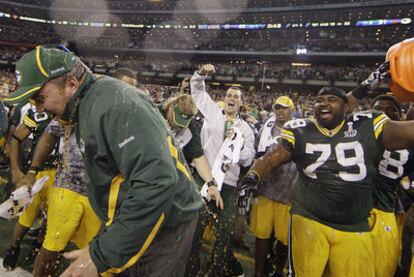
[0,46,376,83]
[7,0,378,10]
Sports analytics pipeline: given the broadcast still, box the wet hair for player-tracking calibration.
[164,94,198,116]
[113,67,137,82]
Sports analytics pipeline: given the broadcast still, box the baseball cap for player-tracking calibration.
[273,96,294,109]
[4,46,78,105]
[172,103,193,128]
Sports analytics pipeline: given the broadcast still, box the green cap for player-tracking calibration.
[172,103,192,128]
[4,46,78,105]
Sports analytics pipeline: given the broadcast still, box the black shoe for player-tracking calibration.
[28,240,42,259]
[1,246,20,271]
[264,255,276,275]
[226,259,244,277]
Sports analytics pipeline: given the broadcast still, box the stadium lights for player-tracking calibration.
[296,48,307,55]
[0,10,411,30]
[291,63,311,66]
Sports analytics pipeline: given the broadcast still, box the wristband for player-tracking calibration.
[28,166,41,175]
[207,180,217,188]
[351,85,369,100]
[245,171,260,186]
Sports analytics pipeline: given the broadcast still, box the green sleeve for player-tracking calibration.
[88,102,181,273]
[183,120,204,162]
[10,102,23,126]
[0,102,8,137]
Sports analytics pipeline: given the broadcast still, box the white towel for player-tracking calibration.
[200,127,244,197]
[257,114,276,153]
[0,176,49,219]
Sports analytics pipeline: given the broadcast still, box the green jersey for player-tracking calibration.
[21,106,60,170]
[0,101,7,138]
[281,111,389,232]
[374,149,413,212]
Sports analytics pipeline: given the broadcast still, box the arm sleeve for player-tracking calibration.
[183,120,204,161]
[372,112,390,142]
[9,102,23,127]
[190,72,223,121]
[88,102,182,274]
[0,102,8,137]
[22,110,39,132]
[280,127,296,153]
[239,123,256,167]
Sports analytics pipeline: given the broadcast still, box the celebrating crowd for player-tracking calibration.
[0,39,414,277]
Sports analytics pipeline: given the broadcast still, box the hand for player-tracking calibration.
[199,64,216,75]
[11,169,25,185]
[361,62,390,91]
[244,114,258,125]
[206,185,224,210]
[15,173,36,189]
[224,129,234,140]
[182,77,190,86]
[60,247,99,277]
[236,172,259,216]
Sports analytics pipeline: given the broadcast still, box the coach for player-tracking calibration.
[4,46,203,277]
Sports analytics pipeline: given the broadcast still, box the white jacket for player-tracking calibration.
[190,72,256,187]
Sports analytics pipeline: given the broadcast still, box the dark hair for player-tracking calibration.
[113,67,137,81]
[372,94,402,115]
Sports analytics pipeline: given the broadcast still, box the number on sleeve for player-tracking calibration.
[378,150,409,179]
[285,119,307,129]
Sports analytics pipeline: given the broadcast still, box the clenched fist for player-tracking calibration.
[199,64,216,75]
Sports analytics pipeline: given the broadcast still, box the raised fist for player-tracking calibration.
[199,64,216,75]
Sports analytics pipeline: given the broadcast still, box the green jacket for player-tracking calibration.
[0,101,7,138]
[61,74,202,274]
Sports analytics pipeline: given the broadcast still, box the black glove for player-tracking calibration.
[351,62,390,99]
[236,172,259,216]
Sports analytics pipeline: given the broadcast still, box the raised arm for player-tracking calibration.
[346,62,390,113]
[190,64,222,121]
